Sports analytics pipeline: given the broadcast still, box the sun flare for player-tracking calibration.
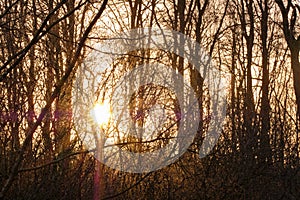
[91,102,111,125]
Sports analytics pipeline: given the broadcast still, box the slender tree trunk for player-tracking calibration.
[259,0,272,164]
[231,18,237,155]
[275,0,300,163]
[239,0,256,163]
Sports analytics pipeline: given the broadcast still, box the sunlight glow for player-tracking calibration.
[91,102,111,125]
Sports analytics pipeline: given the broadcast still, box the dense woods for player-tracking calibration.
[0,0,299,199]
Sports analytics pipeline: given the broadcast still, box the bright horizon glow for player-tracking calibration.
[91,102,111,125]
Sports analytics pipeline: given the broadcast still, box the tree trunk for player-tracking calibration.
[259,0,272,164]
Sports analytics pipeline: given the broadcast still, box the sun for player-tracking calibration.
[91,101,111,125]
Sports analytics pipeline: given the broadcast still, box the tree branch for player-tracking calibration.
[0,0,108,198]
